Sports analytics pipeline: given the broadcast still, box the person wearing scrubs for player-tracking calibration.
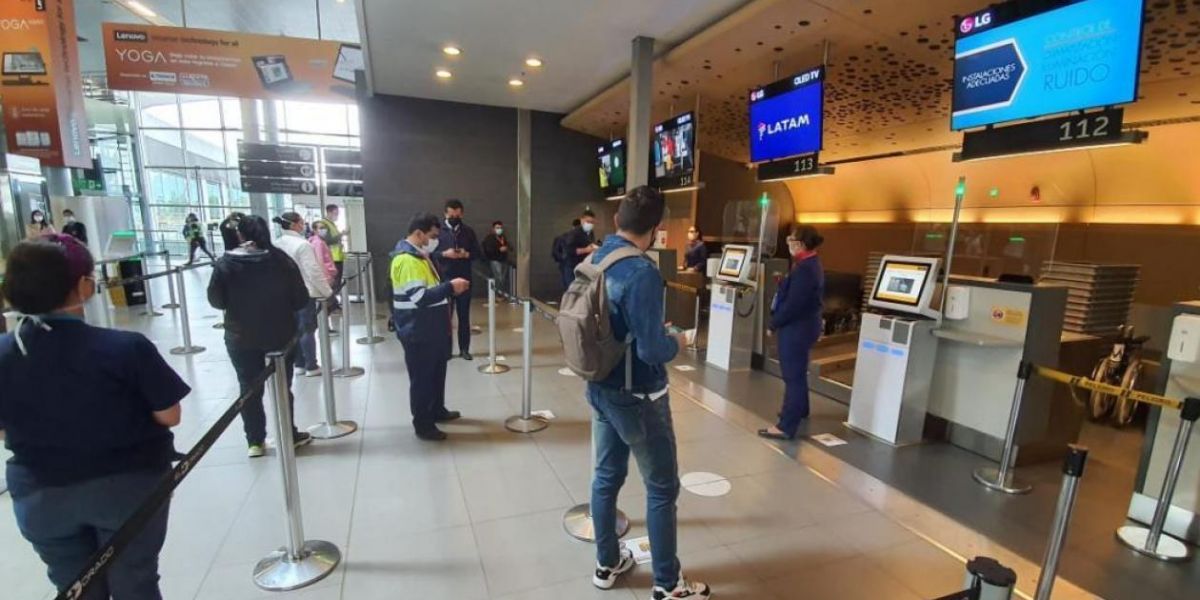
[682,226,708,272]
[0,234,189,599]
[759,225,825,440]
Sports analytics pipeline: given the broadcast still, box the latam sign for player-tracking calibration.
[749,66,824,163]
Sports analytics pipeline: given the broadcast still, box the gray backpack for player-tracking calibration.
[556,246,643,385]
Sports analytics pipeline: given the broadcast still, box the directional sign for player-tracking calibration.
[325,164,363,181]
[325,181,363,197]
[238,142,316,163]
[242,177,319,195]
[322,148,361,165]
[239,161,317,179]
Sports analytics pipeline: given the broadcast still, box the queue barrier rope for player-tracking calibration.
[1031,364,1183,411]
[97,260,215,291]
[54,336,297,600]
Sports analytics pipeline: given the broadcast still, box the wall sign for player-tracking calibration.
[955,108,1145,161]
[756,152,834,182]
[102,23,361,103]
[0,0,91,167]
[237,141,318,196]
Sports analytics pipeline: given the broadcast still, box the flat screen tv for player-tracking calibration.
[597,138,626,197]
[651,111,696,190]
[749,66,824,163]
[951,0,1145,131]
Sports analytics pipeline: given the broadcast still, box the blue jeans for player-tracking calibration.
[7,465,171,600]
[587,384,681,589]
[295,300,319,371]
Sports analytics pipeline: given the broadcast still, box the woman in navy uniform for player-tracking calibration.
[759,225,825,440]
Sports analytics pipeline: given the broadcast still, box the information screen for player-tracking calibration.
[951,0,1145,131]
[749,66,823,163]
[597,139,626,196]
[717,245,752,284]
[872,260,933,307]
[651,112,696,190]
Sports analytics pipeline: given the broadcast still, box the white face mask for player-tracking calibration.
[420,237,439,255]
[687,232,697,241]
[65,216,76,223]
[495,228,503,236]
[581,222,594,233]
[33,214,44,223]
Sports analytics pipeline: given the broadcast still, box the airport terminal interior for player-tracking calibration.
[2,0,1200,599]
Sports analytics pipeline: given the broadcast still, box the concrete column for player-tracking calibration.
[261,100,285,217]
[626,36,655,189]
[516,109,532,299]
[241,99,270,218]
[43,167,73,197]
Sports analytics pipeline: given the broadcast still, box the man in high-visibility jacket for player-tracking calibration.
[316,204,347,313]
[391,213,470,441]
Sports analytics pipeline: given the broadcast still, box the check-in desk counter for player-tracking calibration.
[927,277,1068,462]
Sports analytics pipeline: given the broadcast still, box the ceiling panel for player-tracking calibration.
[357,0,754,112]
[563,0,1200,163]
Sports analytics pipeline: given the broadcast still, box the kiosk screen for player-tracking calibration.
[873,260,933,307]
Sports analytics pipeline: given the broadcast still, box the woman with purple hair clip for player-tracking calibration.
[0,233,190,599]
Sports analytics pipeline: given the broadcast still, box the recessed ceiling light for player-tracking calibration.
[443,46,462,56]
[436,69,453,79]
[525,57,543,68]
[508,78,524,87]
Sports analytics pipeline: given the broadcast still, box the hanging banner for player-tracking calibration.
[0,0,92,168]
[101,23,362,104]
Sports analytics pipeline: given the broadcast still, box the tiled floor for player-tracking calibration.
[1,268,1083,599]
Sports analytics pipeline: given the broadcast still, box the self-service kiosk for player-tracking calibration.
[847,255,942,445]
[706,245,759,371]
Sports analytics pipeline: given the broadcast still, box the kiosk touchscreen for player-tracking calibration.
[707,244,759,371]
[716,244,755,286]
[848,255,942,445]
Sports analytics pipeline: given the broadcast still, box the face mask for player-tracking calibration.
[447,217,462,228]
[65,216,76,223]
[687,232,697,241]
[581,222,594,233]
[33,214,44,223]
[421,237,439,255]
[495,228,503,236]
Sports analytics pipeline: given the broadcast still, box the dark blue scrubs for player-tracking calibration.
[770,254,824,436]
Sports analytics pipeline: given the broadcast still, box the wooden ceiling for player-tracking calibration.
[561,0,1200,164]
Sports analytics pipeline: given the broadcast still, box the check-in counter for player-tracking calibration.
[926,277,1069,462]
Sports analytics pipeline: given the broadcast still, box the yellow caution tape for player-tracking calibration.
[1032,365,1182,411]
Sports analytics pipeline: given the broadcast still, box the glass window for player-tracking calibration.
[178,95,224,129]
[221,98,244,129]
[137,93,181,127]
[183,130,227,167]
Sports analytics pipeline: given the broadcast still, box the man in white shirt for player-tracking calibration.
[274,212,334,376]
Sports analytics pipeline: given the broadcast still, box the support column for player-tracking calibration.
[261,101,285,217]
[516,109,532,299]
[626,36,655,189]
[43,167,73,197]
[241,99,270,218]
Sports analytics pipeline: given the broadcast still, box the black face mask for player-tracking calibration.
[447,217,462,228]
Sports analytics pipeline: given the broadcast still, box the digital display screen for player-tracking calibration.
[597,139,626,196]
[651,112,695,190]
[872,260,933,307]
[951,0,1145,131]
[717,245,754,284]
[333,44,364,83]
[748,66,823,163]
[3,52,47,76]
[253,56,293,85]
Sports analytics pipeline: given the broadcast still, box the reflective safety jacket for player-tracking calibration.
[316,217,345,262]
[390,240,452,343]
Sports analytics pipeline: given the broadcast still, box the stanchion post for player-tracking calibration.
[332,282,364,378]
[169,269,205,356]
[1116,396,1199,562]
[509,265,519,304]
[350,254,365,304]
[973,361,1032,494]
[479,279,511,375]
[253,352,341,591]
[98,279,114,329]
[141,268,163,317]
[958,557,1016,600]
[356,257,385,345]
[505,300,548,432]
[563,429,631,542]
[162,251,179,309]
[309,299,359,439]
[1035,445,1089,600]
[690,291,701,351]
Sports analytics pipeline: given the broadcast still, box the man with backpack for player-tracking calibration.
[557,186,710,599]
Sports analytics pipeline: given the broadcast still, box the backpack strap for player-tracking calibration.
[593,245,644,272]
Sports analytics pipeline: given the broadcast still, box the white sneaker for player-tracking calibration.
[593,546,635,590]
[651,577,711,599]
[247,444,265,458]
[303,368,322,377]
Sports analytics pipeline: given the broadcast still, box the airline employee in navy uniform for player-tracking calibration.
[432,199,482,360]
[759,225,825,440]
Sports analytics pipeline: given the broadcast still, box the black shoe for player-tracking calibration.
[436,410,462,422]
[757,428,794,441]
[415,428,448,441]
[460,351,474,361]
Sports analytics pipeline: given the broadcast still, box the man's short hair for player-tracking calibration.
[616,186,665,235]
[62,209,74,216]
[408,212,442,234]
[445,199,464,212]
[581,209,596,219]
[571,219,581,228]
[325,204,339,213]
[492,220,503,227]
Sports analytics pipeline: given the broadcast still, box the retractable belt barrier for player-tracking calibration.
[54,337,294,600]
[930,556,1015,600]
[1032,364,1183,411]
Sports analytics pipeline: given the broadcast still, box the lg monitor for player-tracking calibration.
[651,111,696,190]
[597,139,627,197]
[716,244,756,286]
[749,66,824,163]
[868,255,941,316]
[951,0,1145,131]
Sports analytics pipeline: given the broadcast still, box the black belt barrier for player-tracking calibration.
[54,339,290,600]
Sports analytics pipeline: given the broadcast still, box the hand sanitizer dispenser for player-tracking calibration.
[944,285,971,321]
[1168,314,1200,364]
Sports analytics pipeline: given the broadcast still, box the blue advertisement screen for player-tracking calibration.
[951,0,1144,131]
[749,68,823,163]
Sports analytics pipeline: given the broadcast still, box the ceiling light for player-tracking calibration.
[443,46,462,56]
[436,69,452,79]
[125,0,157,18]
[525,57,543,68]
[508,78,524,87]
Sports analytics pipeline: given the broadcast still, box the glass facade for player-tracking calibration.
[132,92,360,255]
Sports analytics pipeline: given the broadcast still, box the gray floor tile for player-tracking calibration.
[341,525,488,600]
[473,508,597,596]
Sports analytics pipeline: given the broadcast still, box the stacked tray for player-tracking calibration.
[1039,261,1140,335]
[862,252,885,308]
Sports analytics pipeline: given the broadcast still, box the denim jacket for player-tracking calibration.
[591,235,679,394]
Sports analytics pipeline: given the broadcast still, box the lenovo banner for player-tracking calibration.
[102,23,362,103]
[0,0,92,168]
